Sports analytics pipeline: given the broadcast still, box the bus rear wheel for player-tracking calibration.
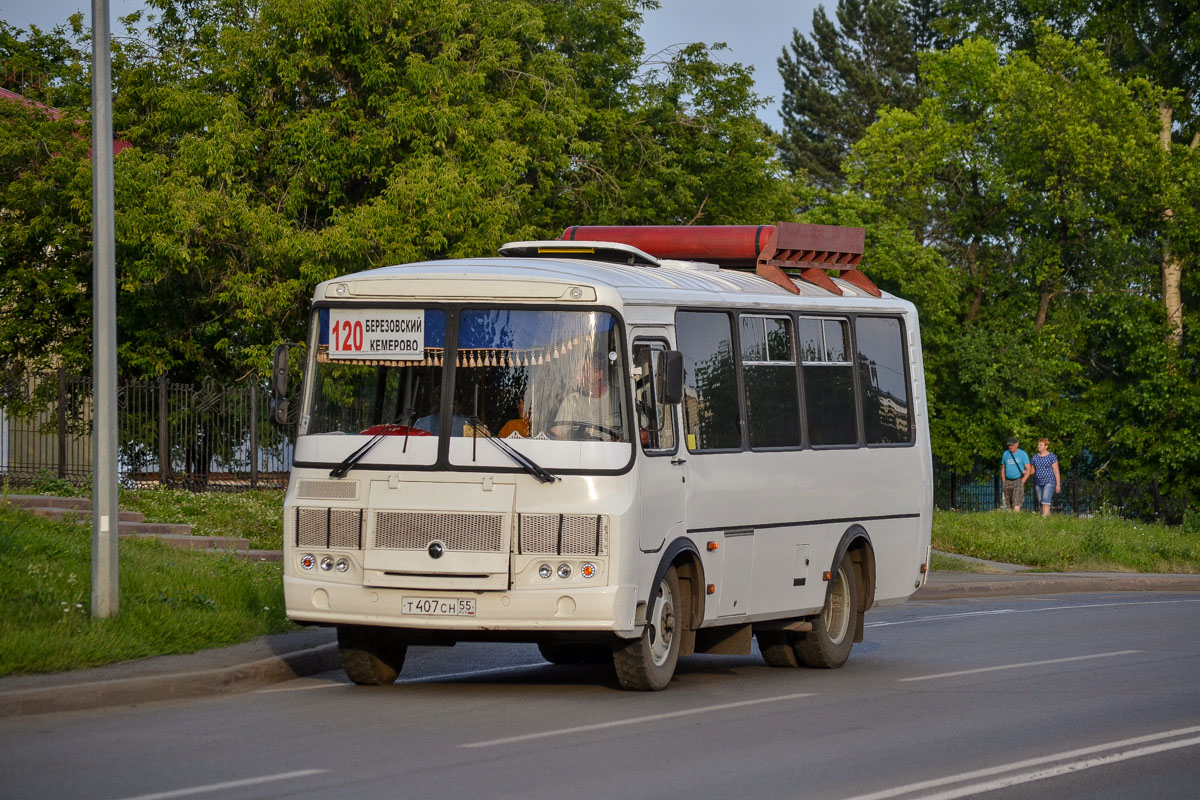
[613,566,682,690]
[338,624,408,685]
[795,560,858,668]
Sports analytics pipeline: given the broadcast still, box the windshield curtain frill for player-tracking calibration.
[299,307,631,473]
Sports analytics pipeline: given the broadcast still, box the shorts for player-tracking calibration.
[1035,482,1055,505]
[1002,478,1025,508]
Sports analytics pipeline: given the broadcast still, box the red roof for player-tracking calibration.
[1,85,131,155]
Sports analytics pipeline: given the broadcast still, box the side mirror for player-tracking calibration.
[270,343,290,427]
[271,343,289,397]
[659,350,684,405]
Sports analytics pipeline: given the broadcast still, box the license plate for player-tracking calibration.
[402,597,476,617]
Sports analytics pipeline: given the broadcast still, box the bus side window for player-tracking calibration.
[633,342,676,452]
[855,316,913,444]
[799,316,857,446]
[676,311,742,451]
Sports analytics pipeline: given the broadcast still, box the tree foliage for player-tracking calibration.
[777,0,933,186]
[0,0,791,388]
[837,28,1200,497]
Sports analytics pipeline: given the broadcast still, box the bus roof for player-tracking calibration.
[313,253,914,315]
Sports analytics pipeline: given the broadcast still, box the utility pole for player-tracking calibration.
[91,0,119,618]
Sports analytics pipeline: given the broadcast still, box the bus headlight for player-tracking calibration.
[557,563,572,579]
[335,558,350,573]
[538,564,553,579]
[320,556,334,571]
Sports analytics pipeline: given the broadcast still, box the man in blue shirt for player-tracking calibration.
[1000,436,1032,512]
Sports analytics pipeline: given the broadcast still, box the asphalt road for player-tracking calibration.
[2,592,1198,800]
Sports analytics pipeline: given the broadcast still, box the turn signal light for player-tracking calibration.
[920,562,928,574]
[707,541,719,551]
[823,571,832,582]
[706,584,716,595]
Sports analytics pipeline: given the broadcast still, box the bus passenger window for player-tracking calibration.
[633,343,676,452]
[740,315,800,448]
[676,311,741,451]
[855,317,913,444]
[798,317,857,446]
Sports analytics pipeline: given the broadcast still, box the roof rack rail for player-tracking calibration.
[560,222,880,297]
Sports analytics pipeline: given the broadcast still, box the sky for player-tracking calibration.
[2,0,822,127]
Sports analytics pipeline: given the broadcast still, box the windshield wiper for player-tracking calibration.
[468,416,558,484]
[329,422,399,479]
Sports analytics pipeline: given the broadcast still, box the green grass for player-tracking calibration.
[119,488,284,551]
[0,506,292,677]
[932,510,1200,573]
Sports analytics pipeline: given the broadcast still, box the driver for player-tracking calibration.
[552,355,624,441]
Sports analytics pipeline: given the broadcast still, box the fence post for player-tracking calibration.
[993,473,1000,509]
[56,368,67,479]
[158,374,169,486]
[249,382,258,489]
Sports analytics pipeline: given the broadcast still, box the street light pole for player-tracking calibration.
[91,0,119,618]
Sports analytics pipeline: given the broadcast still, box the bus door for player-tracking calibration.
[631,333,688,552]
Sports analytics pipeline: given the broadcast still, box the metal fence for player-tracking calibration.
[933,463,1189,525]
[0,370,292,491]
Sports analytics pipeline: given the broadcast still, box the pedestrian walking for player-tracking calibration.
[1000,436,1032,512]
[1030,438,1061,517]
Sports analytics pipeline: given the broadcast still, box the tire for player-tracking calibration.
[613,566,683,690]
[795,560,858,669]
[338,625,408,685]
[756,630,799,668]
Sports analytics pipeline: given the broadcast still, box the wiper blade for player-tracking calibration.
[468,416,558,484]
[329,423,398,478]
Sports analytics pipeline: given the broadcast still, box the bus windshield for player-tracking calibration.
[302,307,629,451]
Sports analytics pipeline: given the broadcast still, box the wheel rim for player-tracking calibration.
[648,577,676,667]
[823,565,852,645]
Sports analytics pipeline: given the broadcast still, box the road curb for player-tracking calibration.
[0,643,340,719]
[916,574,1200,600]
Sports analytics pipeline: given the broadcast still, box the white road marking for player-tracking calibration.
[116,769,327,800]
[257,681,345,693]
[397,662,546,683]
[867,597,1200,628]
[836,725,1200,800]
[462,691,816,748]
[897,650,1142,682]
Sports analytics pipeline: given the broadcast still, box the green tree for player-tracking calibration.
[1,0,793,387]
[843,29,1171,471]
[777,0,932,186]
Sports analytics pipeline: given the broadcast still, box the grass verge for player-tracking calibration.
[932,510,1200,573]
[0,506,292,677]
[119,488,284,551]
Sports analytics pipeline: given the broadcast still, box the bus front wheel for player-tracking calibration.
[795,560,858,668]
[338,624,408,685]
[613,566,682,690]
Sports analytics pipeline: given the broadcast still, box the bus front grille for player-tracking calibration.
[519,514,609,556]
[296,508,363,549]
[374,511,505,553]
[296,479,360,501]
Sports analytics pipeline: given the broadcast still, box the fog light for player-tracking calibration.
[320,556,334,571]
[300,553,316,570]
[538,564,553,579]
[557,563,572,579]
[581,562,596,579]
[335,557,350,573]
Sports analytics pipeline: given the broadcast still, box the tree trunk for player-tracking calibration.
[1159,102,1184,347]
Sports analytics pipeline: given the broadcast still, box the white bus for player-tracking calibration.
[274,222,932,691]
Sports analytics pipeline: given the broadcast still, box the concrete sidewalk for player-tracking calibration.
[3,566,1199,718]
